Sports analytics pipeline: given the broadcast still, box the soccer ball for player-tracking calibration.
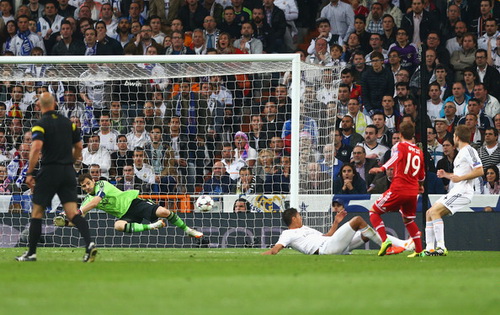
[195,195,214,212]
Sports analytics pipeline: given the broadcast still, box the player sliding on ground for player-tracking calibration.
[262,207,383,256]
[424,125,484,256]
[54,173,203,238]
[368,121,426,258]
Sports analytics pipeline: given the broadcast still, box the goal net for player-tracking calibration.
[0,55,342,248]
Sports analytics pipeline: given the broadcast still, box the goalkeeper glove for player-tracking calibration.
[53,214,69,227]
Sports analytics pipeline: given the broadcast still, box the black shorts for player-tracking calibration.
[119,199,160,223]
[33,164,77,208]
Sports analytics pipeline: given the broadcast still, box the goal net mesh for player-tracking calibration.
[0,56,341,248]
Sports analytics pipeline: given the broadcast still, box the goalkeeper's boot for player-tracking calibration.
[151,219,166,230]
[185,228,203,239]
[386,246,405,255]
[15,252,37,262]
[378,239,392,256]
[434,247,448,256]
[407,251,425,258]
[83,242,97,263]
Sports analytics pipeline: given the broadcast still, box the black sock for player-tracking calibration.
[28,218,42,255]
[71,214,92,247]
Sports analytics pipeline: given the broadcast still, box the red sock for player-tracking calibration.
[405,220,423,253]
[369,211,387,242]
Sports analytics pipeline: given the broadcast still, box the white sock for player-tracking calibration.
[425,221,435,250]
[432,219,446,249]
[386,235,406,247]
[361,226,382,246]
[347,232,365,251]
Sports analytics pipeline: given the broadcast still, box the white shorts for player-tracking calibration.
[318,223,356,255]
[436,192,472,215]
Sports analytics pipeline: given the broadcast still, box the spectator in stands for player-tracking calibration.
[401,0,438,46]
[0,163,19,194]
[95,21,124,55]
[307,17,343,57]
[218,6,241,40]
[458,97,493,129]
[350,50,366,83]
[131,147,157,192]
[359,124,389,162]
[410,48,438,97]
[178,0,209,33]
[425,32,450,67]
[268,136,286,158]
[164,116,195,193]
[124,24,163,55]
[462,67,477,97]
[220,142,243,180]
[110,134,133,180]
[346,98,367,134]
[478,127,500,167]
[145,125,178,193]
[236,166,263,194]
[434,117,453,144]
[141,101,160,132]
[365,33,388,65]
[26,0,44,20]
[381,95,400,133]
[58,86,84,122]
[2,20,17,54]
[125,115,151,150]
[471,0,498,37]
[474,49,500,100]
[0,0,13,24]
[6,118,24,149]
[344,32,363,61]
[366,2,383,35]
[472,83,500,119]
[251,6,271,52]
[351,145,377,188]
[83,133,112,173]
[388,27,418,71]
[165,30,195,55]
[381,16,398,52]
[443,81,469,117]
[50,20,85,55]
[340,114,363,147]
[333,163,367,194]
[5,85,27,119]
[147,15,165,45]
[202,15,220,50]
[350,0,368,17]
[483,165,500,195]
[450,32,477,81]
[88,164,106,182]
[316,68,338,105]
[113,17,133,48]
[203,161,235,194]
[38,1,63,44]
[426,81,445,122]
[234,131,257,168]
[8,15,45,55]
[427,126,444,167]
[127,1,145,25]
[254,149,274,182]
[233,22,263,54]
[333,128,352,164]
[446,20,467,55]
[107,100,127,134]
[116,165,150,192]
[494,113,500,138]
[434,64,453,100]
[248,114,267,151]
[436,138,456,191]
[361,51,394,115]
[262,0,287,53]
[233,197,250,212]
[367,166,393,194]
[371,112,392,147]
[320,0,354,43]
[190,28,207,54]
[464,113,484,149]
[300,161,332,194]
[318,143,343,179]
[0,128,12,162]
[97,112,119,152]
[441,101,459,130]
[149,0,182,34]
[261,101,282,139]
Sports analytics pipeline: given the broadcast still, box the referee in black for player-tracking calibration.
[16,92,97,262]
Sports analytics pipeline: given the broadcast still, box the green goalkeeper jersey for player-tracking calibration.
[81,181,139,218]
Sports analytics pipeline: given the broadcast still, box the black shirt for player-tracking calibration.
[31,110,81,165]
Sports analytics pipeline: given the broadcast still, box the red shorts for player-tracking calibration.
[372,190,418,219]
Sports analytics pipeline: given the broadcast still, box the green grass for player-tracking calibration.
[1,248,499,315]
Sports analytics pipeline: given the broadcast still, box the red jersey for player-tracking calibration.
[381,141,425,194]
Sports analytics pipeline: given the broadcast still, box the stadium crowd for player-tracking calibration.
[0,0,499,208]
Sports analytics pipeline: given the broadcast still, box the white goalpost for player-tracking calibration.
[0,54,341,248]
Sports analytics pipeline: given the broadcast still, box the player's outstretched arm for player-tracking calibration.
[262,244,285,255]
[450,166,484,183]
[324,210,347,236]
[80,195,103,215]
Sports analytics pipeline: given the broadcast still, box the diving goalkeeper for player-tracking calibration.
[54,173,203,238]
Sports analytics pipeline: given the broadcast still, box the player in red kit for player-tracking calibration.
[368,121,426,257]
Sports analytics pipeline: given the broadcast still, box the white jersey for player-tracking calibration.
[448,144,483,200]
[276,226,327,255]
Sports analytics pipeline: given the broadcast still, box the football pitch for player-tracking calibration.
[1,248,498,315]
